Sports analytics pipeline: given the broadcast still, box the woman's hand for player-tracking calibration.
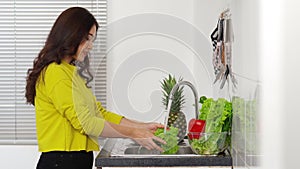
[101,121,166,152]
[120,118,166,151]
[130,127,166,152]
[140,122,165,133]
[120,118,165,132]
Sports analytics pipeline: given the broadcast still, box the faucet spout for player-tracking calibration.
[164,81,199,134]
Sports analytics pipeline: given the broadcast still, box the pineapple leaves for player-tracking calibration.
[160,74,185,112]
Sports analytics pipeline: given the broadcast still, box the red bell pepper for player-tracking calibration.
[188,119,206,139]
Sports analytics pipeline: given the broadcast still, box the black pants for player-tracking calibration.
[36,151,94,169]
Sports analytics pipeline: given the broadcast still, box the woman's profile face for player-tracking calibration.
[75,24,97,62]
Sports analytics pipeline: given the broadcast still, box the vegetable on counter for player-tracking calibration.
[189,96,233,155]
[187,95,207,139]
[154,126,179,154]
[199,95,207,104]
[199,97,232,133]
[160,74,187,143]
[187,119,206,139]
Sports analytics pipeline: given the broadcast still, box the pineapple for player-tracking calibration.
[161,74,187,142]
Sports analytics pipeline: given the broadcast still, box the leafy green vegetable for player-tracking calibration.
[190,132,228,154]
[198,98,214,121]
[199,95,207,104]
[154,127,179,154]
[190,97,232,155]
[199,98,232,133]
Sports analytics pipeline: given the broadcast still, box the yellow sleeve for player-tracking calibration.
[96,102,123,124]
[49,79,105,137]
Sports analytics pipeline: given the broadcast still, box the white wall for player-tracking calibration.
[0,145,40,169]
[106,0,227,127]
[105,1,266,169]
[260,0,300,169]
[279,1,300,167]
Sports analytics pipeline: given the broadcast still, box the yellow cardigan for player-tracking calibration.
[35,61,123,152]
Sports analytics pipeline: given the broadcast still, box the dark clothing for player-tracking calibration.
[36,151,93,169]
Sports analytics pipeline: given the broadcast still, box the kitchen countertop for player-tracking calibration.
[96,154,232,167]
[95,138,232,168]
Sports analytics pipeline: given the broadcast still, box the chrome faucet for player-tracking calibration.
[163,80,199,134]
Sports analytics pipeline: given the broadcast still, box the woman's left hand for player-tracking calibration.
[141,122,165,132]
[120,118,164,132]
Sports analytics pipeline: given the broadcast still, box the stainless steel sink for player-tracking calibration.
[96,139,233,168]
[124,145,195,155]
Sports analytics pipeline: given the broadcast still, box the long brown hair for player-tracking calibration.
[25,7,99,105]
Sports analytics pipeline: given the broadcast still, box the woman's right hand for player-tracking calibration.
[130,127,166,152]
[100,121,166,152]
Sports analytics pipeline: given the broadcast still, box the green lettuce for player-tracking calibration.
[202,98,232,133]
[154,127,179,154]
[190,97,232,155]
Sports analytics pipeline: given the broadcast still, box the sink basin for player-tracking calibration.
[96,138,233,168]
[124,145,195,155]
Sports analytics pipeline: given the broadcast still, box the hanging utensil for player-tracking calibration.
[211,8,237,90]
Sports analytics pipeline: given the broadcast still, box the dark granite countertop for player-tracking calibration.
[96,154,232,167]
[95,138,232,168]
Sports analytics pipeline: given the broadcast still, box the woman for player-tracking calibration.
[25,7,165,169]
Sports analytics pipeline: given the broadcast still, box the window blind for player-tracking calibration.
[0,0,107,144]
